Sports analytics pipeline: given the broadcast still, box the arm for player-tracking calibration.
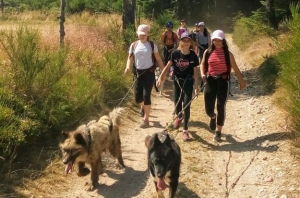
[154,51,165,71]
[193,66,199,95]
[229,52,246,90]
[200,50,208,82]
[124,54,134,74]
[156,60,172,87]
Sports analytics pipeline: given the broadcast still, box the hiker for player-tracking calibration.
[177,19,189,38]
[161,22,179,65]
[160,21,179,95]
[124,24,165,128]
[200,30,246,142]
[156,32,200,141]
[196,22,210,62]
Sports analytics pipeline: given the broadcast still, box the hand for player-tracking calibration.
[194,88,199,98]
[202,75,207,83]
[240,81,246,90]
[124,67,130,74]
[156,79,161,88]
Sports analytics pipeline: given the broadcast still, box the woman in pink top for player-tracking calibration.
[177,19,189,38]
[200,30,246,142]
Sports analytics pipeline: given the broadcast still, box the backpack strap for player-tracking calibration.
[204,48,231,80]
[131,41,156,73]
[164,31,176,46]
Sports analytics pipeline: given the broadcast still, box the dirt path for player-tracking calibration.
[21,36,300,198]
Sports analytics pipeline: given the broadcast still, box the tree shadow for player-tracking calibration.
[96,166,148,198]
[189,131,290,153]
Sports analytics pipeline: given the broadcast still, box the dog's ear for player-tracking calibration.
[74,133,87,147]
[61,131,69,141]
[153,133,161,146]
[144,135,152,148]
[164,134,172,147]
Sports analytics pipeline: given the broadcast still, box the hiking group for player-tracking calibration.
[124,19,246,142]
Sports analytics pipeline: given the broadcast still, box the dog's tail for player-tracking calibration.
[109,107,124,126]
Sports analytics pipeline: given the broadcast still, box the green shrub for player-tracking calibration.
[0,24,131,167]
[276,3,300,145]
[233,8,276,49]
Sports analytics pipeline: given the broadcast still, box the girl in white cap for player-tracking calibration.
[157,32,200,141]
[195,22,210,61]
[125,24,165,128]
[200,30,246,142]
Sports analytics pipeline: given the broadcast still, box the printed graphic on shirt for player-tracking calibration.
[176,58,189,71]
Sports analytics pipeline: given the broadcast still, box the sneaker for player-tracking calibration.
[182,130,191,141]
[139,108,144,117]
[209,115,216,130]
[173,117,183,129]
[213,131,222,142]
[140,120,149,128]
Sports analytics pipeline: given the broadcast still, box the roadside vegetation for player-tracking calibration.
[233,3,300,150]
[1,1,300,196]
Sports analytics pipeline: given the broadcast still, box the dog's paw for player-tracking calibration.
[84,182,99,191]
[115,163,125,169]
[77,167,90,177]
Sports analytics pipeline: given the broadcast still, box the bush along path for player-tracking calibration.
[19,36,300,198]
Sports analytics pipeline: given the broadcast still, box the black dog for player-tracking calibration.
[145,131,181,198]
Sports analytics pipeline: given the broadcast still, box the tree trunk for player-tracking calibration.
[1,0,4,15]
[122,0,135,30]
[266,0,278,29]
[59,0,66,47]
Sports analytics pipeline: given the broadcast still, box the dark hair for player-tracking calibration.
[210,39,229,53]
[203,28,208,37]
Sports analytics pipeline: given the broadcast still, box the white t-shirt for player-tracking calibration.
[129,41,158,70]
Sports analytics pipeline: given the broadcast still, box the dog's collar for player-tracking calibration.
[85,126,92,154]
[109,119,113,133]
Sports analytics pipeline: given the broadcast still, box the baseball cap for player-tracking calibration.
[211,30,225,40]
[198,22,205,26]
[180,19,186,22]
[180,32,191,40]
[136,24,149,36]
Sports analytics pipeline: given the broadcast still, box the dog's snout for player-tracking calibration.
[63,158,69,164]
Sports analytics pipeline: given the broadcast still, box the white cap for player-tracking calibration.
[198,22,205,26]
[211,30,225,40]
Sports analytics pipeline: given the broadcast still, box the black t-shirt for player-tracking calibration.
[170,49,199,78]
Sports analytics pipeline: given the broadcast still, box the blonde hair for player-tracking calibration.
[177,39,197,51]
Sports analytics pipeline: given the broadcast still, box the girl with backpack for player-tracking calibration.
[156,32,200,141]
[200,30,246,142]
[177,19,189,38]
[196,22,210,62]
[124,24,165,128]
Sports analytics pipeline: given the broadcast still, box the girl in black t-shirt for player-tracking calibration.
[157,32,200,141]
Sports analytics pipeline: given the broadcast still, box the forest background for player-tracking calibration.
[0,0,300,196]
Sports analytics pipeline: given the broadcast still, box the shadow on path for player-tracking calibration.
[190,131,290,153]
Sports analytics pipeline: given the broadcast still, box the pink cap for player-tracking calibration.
[211,30,225,40]
[180,32,191,40]
[137,24,149,35]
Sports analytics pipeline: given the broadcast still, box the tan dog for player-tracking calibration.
[59,107,125,190]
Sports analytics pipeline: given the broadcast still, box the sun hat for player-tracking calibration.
[180,32,191,40]
[198,22,205,26]
[136,24,149,36]
[211,30,225,40]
